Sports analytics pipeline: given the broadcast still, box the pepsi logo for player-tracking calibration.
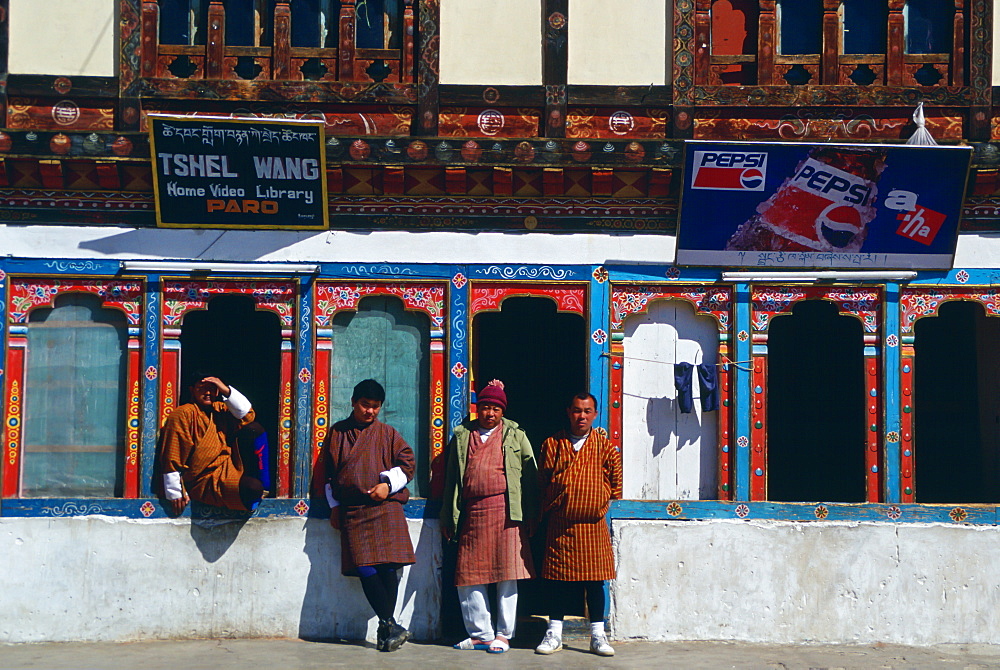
[740,169,764,190]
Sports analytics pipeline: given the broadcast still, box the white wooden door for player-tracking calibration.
[622,300,719,500]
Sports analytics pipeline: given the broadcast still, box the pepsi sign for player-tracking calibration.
[691,151,767,191]
[676,140,973,270]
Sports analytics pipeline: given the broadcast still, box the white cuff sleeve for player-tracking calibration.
[325,483,340,508]
[379,467,409,495]
[224,386,252,419]
[163,472,183,500]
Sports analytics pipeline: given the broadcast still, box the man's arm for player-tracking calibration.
[159,410,191,516]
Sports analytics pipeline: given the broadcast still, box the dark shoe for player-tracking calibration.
[382,619,410,652]
[376,618,392,651]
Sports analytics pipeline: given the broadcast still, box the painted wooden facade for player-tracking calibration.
[1,1,1000,529]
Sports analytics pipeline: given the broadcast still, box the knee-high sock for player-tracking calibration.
[359,567,394,621]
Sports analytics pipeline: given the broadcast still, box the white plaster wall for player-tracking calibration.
[439,0,542,85]
[0,516,442,643]
[612,519,1000,644]
[568,0,669,85]
[0,225,676,265]
[8,0,117,77]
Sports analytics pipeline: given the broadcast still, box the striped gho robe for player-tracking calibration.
[321,417,416,576]
[539,430,623,581]
[159,400,256,510]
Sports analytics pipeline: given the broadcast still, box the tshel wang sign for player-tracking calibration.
[149,115,329,230]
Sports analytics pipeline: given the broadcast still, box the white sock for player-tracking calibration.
[548,619,563,638]
[590,621,605,636]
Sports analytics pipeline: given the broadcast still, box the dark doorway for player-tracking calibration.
[914,301,1000,503]
[766,299,866,502]
[473,296,587,448]
[180,295,282,492]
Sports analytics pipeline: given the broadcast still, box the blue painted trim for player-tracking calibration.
[469,264,582,281]
[883,282,902,503]
[140,276,161,498]
[448,268,469,431]
[733,283,752,500]
[294,275,316,498]
[1,497,442,520]
[590,270,611,432]
[606,265,722,283]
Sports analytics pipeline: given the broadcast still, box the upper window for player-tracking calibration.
[22,295,128,498]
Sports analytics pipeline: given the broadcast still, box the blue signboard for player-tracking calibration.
[675,141,973,269]
[150,115,328,230]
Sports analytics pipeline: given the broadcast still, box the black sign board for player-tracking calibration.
[149,115,329,229]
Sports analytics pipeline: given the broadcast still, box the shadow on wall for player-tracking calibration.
[298,509,443,642]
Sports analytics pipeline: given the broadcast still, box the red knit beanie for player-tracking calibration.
[476,379,507,410]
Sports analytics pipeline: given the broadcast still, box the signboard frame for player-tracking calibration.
[674,140,973,270]
[149,114,329,230]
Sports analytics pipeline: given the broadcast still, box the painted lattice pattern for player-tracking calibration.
[900,287,1000,334]
[315,282,446,327]
[8,277,143,324]
[610,284,731,331]
[752,286,880,333]
[162,281,296,327]
[470,284,586,315]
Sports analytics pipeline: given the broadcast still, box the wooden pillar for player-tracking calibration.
[887,0,904,86]
[672,0,696,137]
[899,343,916,502]
[694,0,710,85]
[206,1,226,79]
[402,0,415,83]
[951,0,965,85]
[338,0,357,81]
[141,1,160,78]
[124,329,142,498]
[278,332,294,498]
[750,337,767,501]
[717,333,734,500]
[864,340,881,502]
[543,0,568,138]
[821,0,839,84]
[416,0,440,136]
[429,331,446,497]
[139,277,162,498]
[2,328,25,498]
[273,1,291,79]
[758,0,777,86]
[968,0,991,141]
[733,283,753,501]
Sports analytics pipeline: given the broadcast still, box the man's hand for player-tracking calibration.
[329,508,341,530]
[167,494,189,517]
[441,524,453,542]
[367,482,390,502]
[201,376,231,397]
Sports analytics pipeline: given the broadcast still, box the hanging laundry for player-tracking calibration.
[674,362,694,414]
[697,363,719,412]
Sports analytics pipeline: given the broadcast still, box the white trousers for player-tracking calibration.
[457,580,518,640]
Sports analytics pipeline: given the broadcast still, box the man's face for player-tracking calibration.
[477,402,504,430]
[566,396,597,436]
[351,397,383,425]
[190,379,219,409]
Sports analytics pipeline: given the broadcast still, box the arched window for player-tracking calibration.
[22,295,128,497]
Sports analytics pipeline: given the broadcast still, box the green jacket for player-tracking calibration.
[440,417,540,537]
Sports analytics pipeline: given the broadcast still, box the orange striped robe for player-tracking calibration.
[159,401,256,510]
[539,430,623,581]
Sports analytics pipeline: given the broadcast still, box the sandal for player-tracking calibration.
[453,637,490,651]
[487,637,510,654]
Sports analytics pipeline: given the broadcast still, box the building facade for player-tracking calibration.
[3,0,1000,644]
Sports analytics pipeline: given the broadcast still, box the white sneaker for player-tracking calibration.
[535,631,563,655]
[590,632,615,656]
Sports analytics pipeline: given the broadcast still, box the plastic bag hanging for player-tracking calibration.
[906,101,938,146]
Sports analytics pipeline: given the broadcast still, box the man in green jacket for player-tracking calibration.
[440,380,539,654]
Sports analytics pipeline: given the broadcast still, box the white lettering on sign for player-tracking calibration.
[157,153,239,178]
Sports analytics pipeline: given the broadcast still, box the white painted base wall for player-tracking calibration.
[612,519,1000,645]
[5,515,1000,644]
[0,516,442,643]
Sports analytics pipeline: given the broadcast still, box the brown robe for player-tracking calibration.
[539,430,623,581]
[455,426,534,586]
[159,401,256,510]
[321,417,416,576]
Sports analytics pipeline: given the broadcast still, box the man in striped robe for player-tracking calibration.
[318,379,416,653]
[158,372,265,514]
[534,392,623,657]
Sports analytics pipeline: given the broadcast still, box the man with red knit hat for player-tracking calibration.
[440,379,539,654]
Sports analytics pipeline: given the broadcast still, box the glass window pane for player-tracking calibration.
[330,296,430,495]
[843,0,887,55]
[356,0,400,49]
[23,295,127,497]
[905,0,953,54]
[778,0,822,55]
[160,0,192,45]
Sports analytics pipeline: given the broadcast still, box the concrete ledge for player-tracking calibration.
[611,519,1000,645]
[0,516,442,643]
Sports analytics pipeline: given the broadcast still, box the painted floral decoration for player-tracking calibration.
[451,362,467,378]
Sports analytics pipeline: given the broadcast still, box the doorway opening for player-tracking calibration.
[766,299,865,502]
[473,296,587,448]
[180,294,282,493]
[913,300,1000,503]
